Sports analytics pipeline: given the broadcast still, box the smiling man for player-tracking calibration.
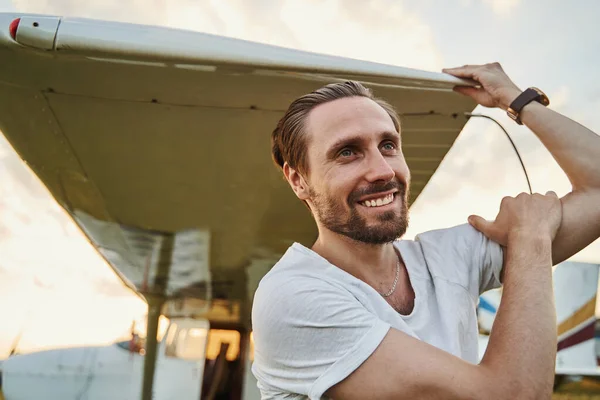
[251,63,600,400]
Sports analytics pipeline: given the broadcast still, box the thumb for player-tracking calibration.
[468,214,493,234]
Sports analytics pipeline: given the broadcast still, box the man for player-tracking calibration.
[251,63,600,399]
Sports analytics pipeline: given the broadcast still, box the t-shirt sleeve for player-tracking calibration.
[414,223,503,299]
[468,225,504,294]
[251,276,391,400]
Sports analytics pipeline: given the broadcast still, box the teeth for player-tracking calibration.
[362,194,394,208]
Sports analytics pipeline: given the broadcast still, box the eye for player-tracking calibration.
[339,148,355,158]
[381,141,397,151]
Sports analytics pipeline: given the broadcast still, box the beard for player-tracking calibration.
[310,180,409,245]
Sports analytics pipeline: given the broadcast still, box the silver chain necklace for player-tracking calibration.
[379,260,400,297]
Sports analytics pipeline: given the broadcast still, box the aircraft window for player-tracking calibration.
[206,330,240,361]
[164,323,209,360]
[164,325,181,358]
[178,328,208,360]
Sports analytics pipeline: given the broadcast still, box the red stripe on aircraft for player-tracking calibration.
[557,321,595,352]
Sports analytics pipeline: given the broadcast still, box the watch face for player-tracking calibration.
[531,87,550,106]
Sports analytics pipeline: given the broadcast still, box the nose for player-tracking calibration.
[364,151,395,183]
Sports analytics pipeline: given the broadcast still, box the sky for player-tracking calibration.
[0,0,599,357]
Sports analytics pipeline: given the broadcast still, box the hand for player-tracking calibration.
[442,62,522,110]
[468,191,563,246]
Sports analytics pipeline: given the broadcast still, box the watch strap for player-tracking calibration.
[507,87,550,125]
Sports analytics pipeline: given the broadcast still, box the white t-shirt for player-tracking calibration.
[251,224,504,400]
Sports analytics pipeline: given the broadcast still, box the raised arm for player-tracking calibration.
[442,63,600,264]
[514,100,600,263]
[328,192,561,400]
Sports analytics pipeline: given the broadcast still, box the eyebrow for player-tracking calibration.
[325,131,401,160]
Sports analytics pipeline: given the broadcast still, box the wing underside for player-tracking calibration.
[0,13,477,304]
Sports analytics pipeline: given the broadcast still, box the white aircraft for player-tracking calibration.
[0,11,596,399]
[478,261,600,384]
[1,317,262,400]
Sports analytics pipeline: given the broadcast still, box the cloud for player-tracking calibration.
[0,278,146,356]
[0,131,144,354]
[549,85,570,112]
[459,0,520,16]
[0,0,16,12]
[279,0,443,70]
[483,0,520,16]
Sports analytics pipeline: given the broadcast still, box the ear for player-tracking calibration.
[283,162,310,201]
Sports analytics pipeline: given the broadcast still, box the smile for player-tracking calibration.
[359,193,394,208]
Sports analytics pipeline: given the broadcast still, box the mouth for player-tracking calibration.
[358,192,396,208]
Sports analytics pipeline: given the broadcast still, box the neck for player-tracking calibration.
[311,228,399,282]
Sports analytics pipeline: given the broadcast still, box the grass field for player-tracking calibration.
[553,377,600,399]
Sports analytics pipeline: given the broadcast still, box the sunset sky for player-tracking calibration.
[0,0,599,357]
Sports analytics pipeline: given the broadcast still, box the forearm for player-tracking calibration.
[551,189,600,264]
[514,100,600,263]
[480,232,556,399]
[519,101,600,190]
[446,63,600,190]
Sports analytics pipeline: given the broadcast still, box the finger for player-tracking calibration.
[442,65,479,78]
[545,190,558,198]
[468,215,493,234]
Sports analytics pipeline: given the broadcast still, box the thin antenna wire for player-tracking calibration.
[465,113,533,195]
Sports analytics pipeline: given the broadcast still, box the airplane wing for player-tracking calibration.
[0,12,477,306]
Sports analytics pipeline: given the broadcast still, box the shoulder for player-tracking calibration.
[253,243,359,324]
[402,223,483,273]
[401,224,495,284]
[402,223,503,296]
[414,223,482,251]
[251,244,389,347]
[255,242,365,300]
[255,243,345,296]
[253,266,360,332]
[251,247,391,399]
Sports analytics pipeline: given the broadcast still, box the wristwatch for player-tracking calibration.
[506,87,550,125]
